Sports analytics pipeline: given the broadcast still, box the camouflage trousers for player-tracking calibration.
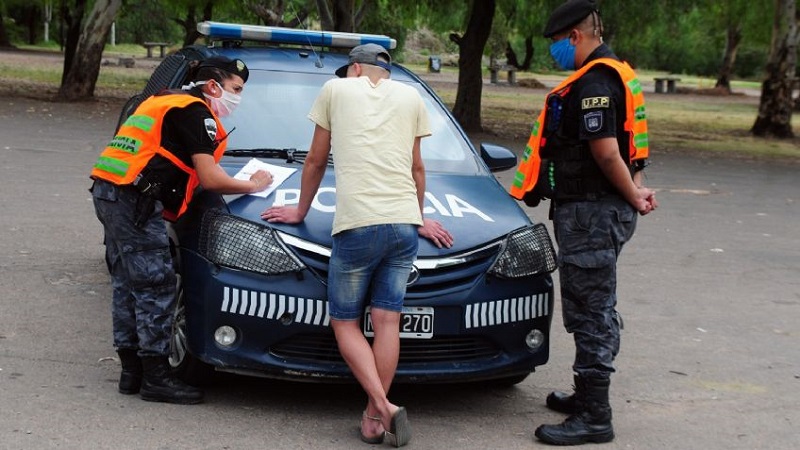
[91,179,176,356]
[553,196,637,379]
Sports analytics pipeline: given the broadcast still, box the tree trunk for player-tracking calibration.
[60,0,88,86]
[505,41,520,69]
[247,0,308,27]
[316,0,335,31]
[451,0,496,133]
[57,0,123,101]
[177,1,213,47]
[24,5,41,45]
[316,0,372,32]
[520,35,533,71]
[334,0,355,32]
[751,0,798,138]
[715,25,742,92]
[0,11,14,48]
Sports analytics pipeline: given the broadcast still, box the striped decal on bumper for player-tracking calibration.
[221,286,330,327]
[220,287,548,330]
[464,293,549,329]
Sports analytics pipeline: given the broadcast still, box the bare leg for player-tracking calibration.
[370,308,401,394]
[331,315,400,434]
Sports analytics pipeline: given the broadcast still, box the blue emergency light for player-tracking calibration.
[197,21,397,50]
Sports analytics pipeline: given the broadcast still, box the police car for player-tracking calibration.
[121,21,557,385]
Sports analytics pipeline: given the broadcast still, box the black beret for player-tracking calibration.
[197,56,249,83]
[543,0,599,38]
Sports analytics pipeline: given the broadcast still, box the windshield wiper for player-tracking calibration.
[224,148,332,165]
[225,148,304,163]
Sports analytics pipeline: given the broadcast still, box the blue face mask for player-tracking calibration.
[549,37,576,70]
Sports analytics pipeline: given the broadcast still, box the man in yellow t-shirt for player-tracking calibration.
[261,43,453,447]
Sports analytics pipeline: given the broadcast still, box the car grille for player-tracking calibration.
[269,334,500,364]
[279,232,503,299]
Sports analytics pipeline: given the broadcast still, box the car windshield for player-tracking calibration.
[220,70,482,174]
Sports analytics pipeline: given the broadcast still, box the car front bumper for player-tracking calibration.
[180,249,554,384]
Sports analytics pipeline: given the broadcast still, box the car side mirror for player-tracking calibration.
[480,143,518,172]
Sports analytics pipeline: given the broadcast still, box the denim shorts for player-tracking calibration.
[327,224,419,321]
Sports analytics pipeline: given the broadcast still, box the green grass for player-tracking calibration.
[0,44,152,92]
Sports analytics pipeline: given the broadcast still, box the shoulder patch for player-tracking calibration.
[583,111,603,133]
[204,118,218,141]
[582,96,610,110]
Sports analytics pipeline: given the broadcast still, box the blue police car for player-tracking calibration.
[121,21,557,385]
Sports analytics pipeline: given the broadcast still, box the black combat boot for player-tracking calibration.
[139,356,204,405]
[117,349,143,395]
[535,377,614,446]
[545,374,585,414]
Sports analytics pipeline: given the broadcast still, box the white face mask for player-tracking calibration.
[199,80,241,118]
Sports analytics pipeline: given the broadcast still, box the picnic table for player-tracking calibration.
[143,42,170,58]
[489,65,518,85]
[654,76,681,94]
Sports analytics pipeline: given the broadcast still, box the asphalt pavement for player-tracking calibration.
[0,95,798,450]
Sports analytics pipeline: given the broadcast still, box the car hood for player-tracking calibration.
[219,161,532,257]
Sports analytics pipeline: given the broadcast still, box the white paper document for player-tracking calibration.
[233,158,298,198]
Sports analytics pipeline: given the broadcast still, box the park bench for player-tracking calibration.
[489,64,518,85]
[654,76,681,94]
[143,42,170,58]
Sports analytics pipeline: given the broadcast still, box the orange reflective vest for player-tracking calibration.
[509,58,648,200]
[91,94,227,220]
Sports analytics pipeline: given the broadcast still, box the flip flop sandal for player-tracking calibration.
[386,406,411,447]
[360,411,385,444]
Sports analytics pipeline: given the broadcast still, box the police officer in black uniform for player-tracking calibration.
[521,0,658,445]
[91,56,272,404]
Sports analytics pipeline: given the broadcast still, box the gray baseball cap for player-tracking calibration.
[335,43,392,78]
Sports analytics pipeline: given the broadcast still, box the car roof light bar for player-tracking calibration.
[197,21,397,50]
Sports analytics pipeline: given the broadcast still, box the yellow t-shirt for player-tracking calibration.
[308,76,431,235]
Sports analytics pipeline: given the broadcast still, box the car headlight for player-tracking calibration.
[488,223,557,278]
[198,209,305,275]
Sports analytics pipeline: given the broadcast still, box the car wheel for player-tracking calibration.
[169,272,216,386]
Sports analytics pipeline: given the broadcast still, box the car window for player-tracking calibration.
[221,70,482,174]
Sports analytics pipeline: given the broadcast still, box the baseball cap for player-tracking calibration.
[543,0,599,38]
[334,43,392,78]
[197,56,249,83]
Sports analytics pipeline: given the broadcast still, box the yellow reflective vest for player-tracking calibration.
[91,94,227,220]
[509,58,648,200]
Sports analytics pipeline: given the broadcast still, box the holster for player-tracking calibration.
[132,172,162,228]
[133,194,156,228]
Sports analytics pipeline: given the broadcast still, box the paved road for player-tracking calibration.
[0,96,798,449]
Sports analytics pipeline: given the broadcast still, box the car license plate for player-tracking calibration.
[363,306,434,339]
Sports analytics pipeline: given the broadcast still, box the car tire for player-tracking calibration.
[169,270,217,387]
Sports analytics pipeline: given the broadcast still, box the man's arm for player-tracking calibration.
[589,137,656,215]
[261,125,331,223]
[412,137,454,248]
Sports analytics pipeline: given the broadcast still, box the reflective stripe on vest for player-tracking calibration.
[509,58,648,200]
[90,93,227,219]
